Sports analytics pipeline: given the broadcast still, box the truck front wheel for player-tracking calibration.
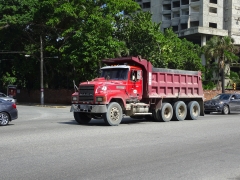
[103,102,123,126]
[74,112,92,125]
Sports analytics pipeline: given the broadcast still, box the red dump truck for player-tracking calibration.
[70,56,204,126]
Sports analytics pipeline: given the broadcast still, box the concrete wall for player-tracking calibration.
[16,89,74,105]
[15,88,240,104]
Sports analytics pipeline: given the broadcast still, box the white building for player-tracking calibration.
[136,0,240,47]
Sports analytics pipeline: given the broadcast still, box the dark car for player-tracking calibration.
[0,99,18,126]
[204,93,240,114]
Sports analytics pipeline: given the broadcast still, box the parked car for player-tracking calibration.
[204,93,240,114]
[0,92,16,103]
[0,99,18,126]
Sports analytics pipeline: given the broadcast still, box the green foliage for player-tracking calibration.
[116,11,164,66]
[117,12,203,71]
[230,71,239,80]
[202,36,239,74]
[202,36,239,91]
[229,71,240,86]
[161,29,203,71]
[2,72,17,86]
[0,1,204,91]
[0,0,38,27]
[0,0,140,89]
[203,81,215,90]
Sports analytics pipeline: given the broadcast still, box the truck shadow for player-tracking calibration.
[60,118,149,126]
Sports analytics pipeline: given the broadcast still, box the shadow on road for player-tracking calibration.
[59,118,149,126]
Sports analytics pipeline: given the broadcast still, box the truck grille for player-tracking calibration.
[79,85,94,102]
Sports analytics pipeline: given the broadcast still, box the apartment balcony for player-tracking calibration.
[162,10,172,14]
[163,0,171,4]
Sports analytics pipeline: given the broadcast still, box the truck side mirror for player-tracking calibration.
[131,71,136,81]
[137,70,141,80]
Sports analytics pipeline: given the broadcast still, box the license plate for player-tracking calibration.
[81,104,88,110]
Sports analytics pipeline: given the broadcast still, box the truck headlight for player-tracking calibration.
[96,97,103,102]
[72,96,78,101]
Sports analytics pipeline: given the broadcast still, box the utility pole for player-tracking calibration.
[40,35,44,105]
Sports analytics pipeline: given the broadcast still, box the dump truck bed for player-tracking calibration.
[149,67,203,98]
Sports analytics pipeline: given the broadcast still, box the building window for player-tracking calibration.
[209,22,217,28]
[172,26,179,32]
[172,1,180,8]
[163,4,171,10]
[162,14,171,20]
[181,0,189,5]
[182,9,189,15]
[191,0,200,2]
[172,11,180,18]
[210,0,217,4]
[191,6,200,13]
[209,7,217,13]
[181,23,188,30]
[190,21,199,27]
[143,2,150,8]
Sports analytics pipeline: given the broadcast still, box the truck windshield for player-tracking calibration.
[100,68,129,80]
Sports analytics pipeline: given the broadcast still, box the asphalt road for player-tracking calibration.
[1,105,240,180]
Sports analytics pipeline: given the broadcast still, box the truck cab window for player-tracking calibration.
[101,68,129,80]
[131,71,138,81]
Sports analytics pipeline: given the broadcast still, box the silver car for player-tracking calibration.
[0,99,18,126]
[0,92,16,103]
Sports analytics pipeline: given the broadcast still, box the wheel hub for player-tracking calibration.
[178,106,184,117]
[0,114,8,125]
[164,108,171,118]
[110,107,119,121]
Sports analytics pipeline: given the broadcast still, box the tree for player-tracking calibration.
[117,11,203,71]
[202,36,239,93]
[0,0,140,89]
[160,29,203,71]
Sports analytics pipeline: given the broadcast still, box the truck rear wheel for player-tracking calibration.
[186,101,200,120]
[154,103,173,122]
[173,101,187,121]
[74,112,92,125]
[103,102,123,126]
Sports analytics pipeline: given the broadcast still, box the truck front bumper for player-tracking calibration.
[70,104,107,113]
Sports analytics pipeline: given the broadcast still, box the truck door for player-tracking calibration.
[127,69,142,100]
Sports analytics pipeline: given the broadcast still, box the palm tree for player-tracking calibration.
[202,36,239,93]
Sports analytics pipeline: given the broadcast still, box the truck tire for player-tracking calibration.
[154,103,173,122]
[186,101,200,120]
[103,102,123,126]
[172,101,187,121]
[74,112,92,125]
[0,112,10,126]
